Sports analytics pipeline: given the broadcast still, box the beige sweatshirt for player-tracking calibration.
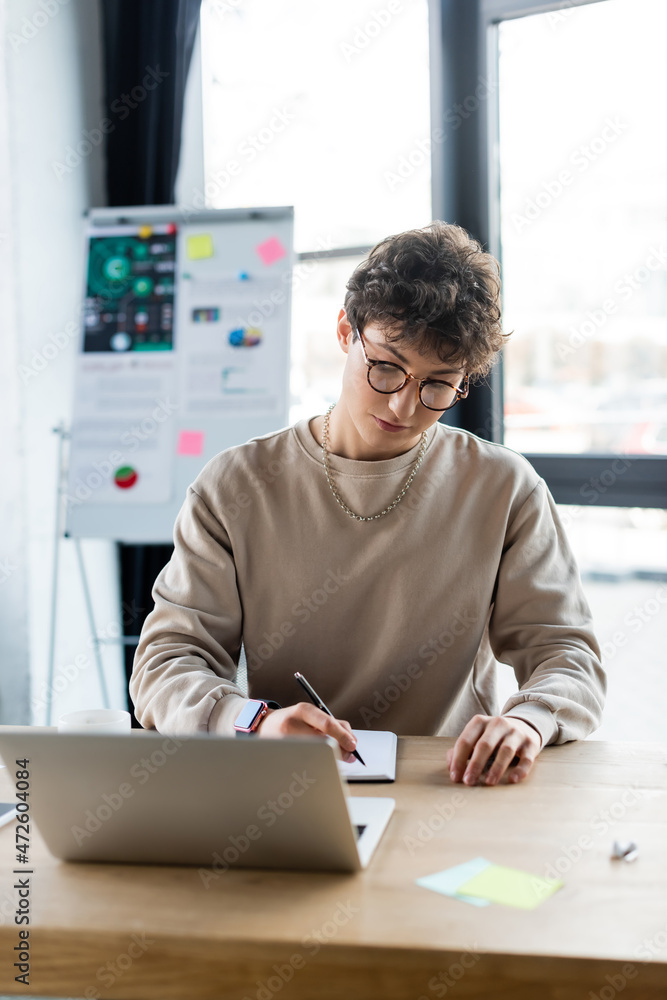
[130,418,606,747]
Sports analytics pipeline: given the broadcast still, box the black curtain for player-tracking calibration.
[101,0,201,206]
[101,0,201,722]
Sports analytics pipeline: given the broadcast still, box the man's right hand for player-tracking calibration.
[256,703,358,763]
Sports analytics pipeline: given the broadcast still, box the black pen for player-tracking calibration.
[294,672,366,766]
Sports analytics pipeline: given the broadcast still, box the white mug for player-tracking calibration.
[57,709,131,734]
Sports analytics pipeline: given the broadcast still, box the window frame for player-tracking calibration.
[198,0,667,509]
[431,0,667,508]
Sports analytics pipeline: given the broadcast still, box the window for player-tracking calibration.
[199,0,667,739]
[494,502,667,741]
[200,0,431,418]
[498,0,667,456]
[484,0,667,740]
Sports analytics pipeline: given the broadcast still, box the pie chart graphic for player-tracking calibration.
[114,466,139,490]
[228,326,262,348]
[88,238,137,299]
[104,256,131,281]
[133,276,154,297]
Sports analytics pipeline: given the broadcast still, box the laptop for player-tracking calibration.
[0,728,395,872]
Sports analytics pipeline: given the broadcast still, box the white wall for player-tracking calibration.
[3,0,125,724]
[0,0,30,724]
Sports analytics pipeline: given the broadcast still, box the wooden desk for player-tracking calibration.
[0,736,665,1000]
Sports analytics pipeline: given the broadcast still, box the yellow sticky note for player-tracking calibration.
[457,865,563,910]
[187,234,214,260]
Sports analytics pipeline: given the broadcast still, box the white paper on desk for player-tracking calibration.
[338,730,397,782]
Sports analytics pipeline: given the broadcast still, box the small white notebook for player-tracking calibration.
[338,730,397,782]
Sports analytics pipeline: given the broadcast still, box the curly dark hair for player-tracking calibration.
[343,221,508,377]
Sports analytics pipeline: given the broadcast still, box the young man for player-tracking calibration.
[131,221,605,786]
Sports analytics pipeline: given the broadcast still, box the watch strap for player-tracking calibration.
[234,699,282,736]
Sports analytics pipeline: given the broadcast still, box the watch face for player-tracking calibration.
[234,700,265,732]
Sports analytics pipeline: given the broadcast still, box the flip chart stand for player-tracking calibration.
[45,425,110,725]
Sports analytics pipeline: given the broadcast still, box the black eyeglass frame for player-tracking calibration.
[356,329,470,412]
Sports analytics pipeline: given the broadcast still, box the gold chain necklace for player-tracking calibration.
[321,404,428,522]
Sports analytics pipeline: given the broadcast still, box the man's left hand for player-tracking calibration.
[446,715,542,786]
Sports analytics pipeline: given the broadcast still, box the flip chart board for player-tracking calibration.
[65,206,293,542]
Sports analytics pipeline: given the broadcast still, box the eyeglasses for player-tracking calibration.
[356,329,469,412]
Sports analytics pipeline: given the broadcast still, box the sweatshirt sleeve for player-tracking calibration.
[130,486,249,736]
[489,480,606,747]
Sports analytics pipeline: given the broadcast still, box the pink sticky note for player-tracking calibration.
[255,235,287,266]
[177,430,205,456]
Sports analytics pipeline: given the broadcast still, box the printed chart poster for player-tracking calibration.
[83,226,176,353]
[66,212,293,531]
[179,275,286,417]
[67,223,179,508]
[177,224,292,420]
[67,354,178,507]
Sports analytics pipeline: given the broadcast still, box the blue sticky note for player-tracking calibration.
[416,857,493,907]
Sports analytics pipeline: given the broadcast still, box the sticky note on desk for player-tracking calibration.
[457,864,563,910]
[177,430,205,456]
[416,857,493,907]
[187,234,214,260]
